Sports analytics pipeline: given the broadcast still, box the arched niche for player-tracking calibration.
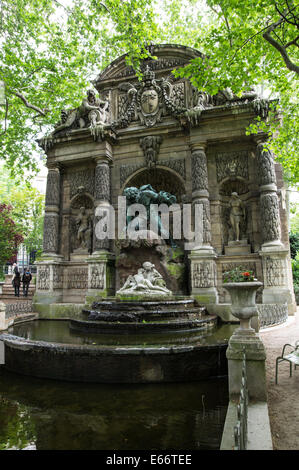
[122,167,186,202]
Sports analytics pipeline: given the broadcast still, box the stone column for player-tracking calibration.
[34,163,64,308]
[257,140,296,314]
[257,141,282,249]
[86,154,115,303]
[188,143,218,304]
[93,158,111,253]
[43,164,61,256]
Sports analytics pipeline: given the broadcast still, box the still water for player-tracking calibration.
[7,319,237,347]
[0,320,233,450]
[0,368,228,450]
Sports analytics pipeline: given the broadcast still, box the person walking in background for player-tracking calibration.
[12,267,21,297]
[22,268,32,297]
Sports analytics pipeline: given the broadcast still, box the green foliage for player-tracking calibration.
[0,0,298,185]
[0,203,24,266]
[0,164,44,254]
[223,266,257,283]
[289,231,299,259]
[173,0,299,185]
[291,253,299,293]
[290,202,299,233]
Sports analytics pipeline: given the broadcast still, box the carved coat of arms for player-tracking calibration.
[136,66,163,127]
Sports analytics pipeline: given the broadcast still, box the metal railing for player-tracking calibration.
[234,349,248,450]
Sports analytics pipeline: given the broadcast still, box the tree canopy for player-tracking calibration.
[0,0,298,183]
[0,163,44,256]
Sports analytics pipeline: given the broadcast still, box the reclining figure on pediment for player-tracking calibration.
[52,89,109,135]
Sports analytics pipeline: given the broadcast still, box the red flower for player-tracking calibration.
[242,272,250,276]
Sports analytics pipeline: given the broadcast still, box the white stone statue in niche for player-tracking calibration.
[229,192,246,242]
[117,262,172,297]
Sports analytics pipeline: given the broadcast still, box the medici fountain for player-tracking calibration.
[0,45,296,436]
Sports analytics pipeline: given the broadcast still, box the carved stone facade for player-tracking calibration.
[263,256,286,287]
[90,263,105,290]
[260,193,281,243]
[68,168,95,199]
[67,267,88,290]
[37,265,50,290]
[34,43,295,317]
[216,151,248,182]
[139,135,162,168]
[43,215,59,254]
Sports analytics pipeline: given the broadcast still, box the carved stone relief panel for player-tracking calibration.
[263,256,286,287]
[90,263,105,290]
[140,135,162,168]
[53,265,64,289]
[37,265,50,290]
[192,261,216,288]
[66,267,88,289]
[195,199,211,244]
[170,82,185,108]
[68,168,95,199]
[216,151,248,182]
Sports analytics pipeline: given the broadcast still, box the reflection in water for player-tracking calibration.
[0,369,228,450]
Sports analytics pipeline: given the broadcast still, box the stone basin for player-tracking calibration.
[0,315,236,384]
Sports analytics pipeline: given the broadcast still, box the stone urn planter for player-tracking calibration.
[223,281,263,331]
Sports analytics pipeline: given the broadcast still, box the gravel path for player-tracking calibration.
[260,308,299,450]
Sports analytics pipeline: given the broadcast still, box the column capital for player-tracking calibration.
[46,160,63,172]
[189,141,207,152]
[94,155,113,166]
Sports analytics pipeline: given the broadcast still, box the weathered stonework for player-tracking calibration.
[33,43,295,316]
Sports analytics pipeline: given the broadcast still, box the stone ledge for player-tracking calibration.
[221,400,273,450]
